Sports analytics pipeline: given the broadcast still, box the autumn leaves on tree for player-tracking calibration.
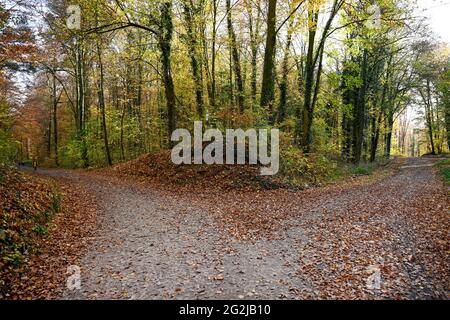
[1,0,449,171]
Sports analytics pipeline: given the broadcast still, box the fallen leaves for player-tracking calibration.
[2,155,447,300]
[0,167,98,299]
[0,165,59,297]
[100,156,449,299]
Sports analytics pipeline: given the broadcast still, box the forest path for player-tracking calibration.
[31,157,448,299]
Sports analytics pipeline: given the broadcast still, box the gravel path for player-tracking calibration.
[33,157,449,299]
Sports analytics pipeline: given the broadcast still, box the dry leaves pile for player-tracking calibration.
[0,167,98,299]
[107,151,286,191]
[1,165,59,297]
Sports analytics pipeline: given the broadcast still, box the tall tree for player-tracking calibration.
[225,0,244,112]
[260,0,277,118]
[182,0,204,117]
[298,0,343,152]
[245,0,262,108]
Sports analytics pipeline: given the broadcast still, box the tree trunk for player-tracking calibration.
[75,38,89,167]
[384,113,394,158]
[97,41,112,166]
[445,100,450,151]
[260,0,277,118]
[297,0,340,151]
[370,110,383,162]
[52,70,58,166]
[352,50,368,164]
[425,79,436,154]
[226,0,244,112]
[183,2,204,117]
[159,1,176,145]
[46,117,51,158]
[246,0,261,108]
[211,0,217,108]
[278,26,292,123]
[300,8,318,151]
[120,102,126,161]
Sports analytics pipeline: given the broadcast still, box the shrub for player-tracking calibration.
[353,166,369,175]
[0,132,18,165]
[59,137,85,168]
[435,158,450,184]
[278,133,335,186]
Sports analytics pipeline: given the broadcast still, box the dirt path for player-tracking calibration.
[33,157,449,299]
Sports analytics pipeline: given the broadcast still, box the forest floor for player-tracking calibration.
[23,156,449,299]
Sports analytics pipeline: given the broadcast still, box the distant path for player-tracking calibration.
[30,157,449,299]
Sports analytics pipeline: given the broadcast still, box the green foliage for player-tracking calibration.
[0,167,61,276]
[353,166,371,175]
[52,193,61,213]
[32,225,48,235]
[279,134,335,186]
[2,251,23,267]
[435,158,450,184]
[58,107,154,168]
[311,118,331,151]
[279,144,311,184]
[0,135,18,165]
[441,167,450,185]
[0,101,17,165]
[59,137,86,168]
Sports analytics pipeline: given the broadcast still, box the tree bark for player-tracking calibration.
[246,0,261,108]
[278,26,292,123]
[211,0,218,108]
[226,0,244,112]
[300,7,317,151]
[297,0,341,152]
[352,49,368,164]
[158,1,176,145]
[52,70,58,166]
[260,0,277,117]
[384,112,394,158]
[97,40,112,166]
[183,2,204,117]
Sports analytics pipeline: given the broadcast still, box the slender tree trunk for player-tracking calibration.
[352,49,368,164]
[201,20,212,108]
[159,1,176,145]
[425,79,436,154]
[97,41,112,166]
[278,27,292,123]
[445,100,450,151]
[341,68,352,160]
[211,0,217,108]
[52,70,58,166]
[229,46,233,104]
[260,0,277,118]
[75,38,89,167]
[370,110,383,162]
[226,0,244,112]
[300,8,318,151]
[47,118,51,158]
[297,0,340,151]
[384,112,394,158]
[120,102,126,161]
[183,2,204,117]
[246,0,261,108]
